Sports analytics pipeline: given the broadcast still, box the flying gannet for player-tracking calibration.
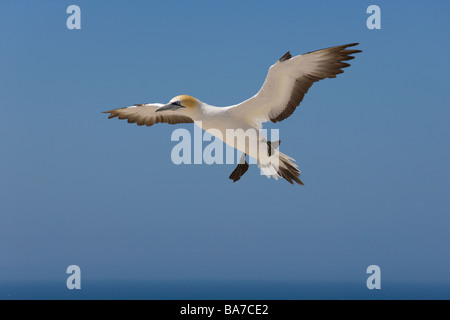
[104,43,361,185]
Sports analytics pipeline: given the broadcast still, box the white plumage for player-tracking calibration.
[104,43,361,184]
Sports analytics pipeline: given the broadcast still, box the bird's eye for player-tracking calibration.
[173,101,182,106]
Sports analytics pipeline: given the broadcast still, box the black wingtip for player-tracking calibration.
[343,43,362,53]
[279,51,292,62]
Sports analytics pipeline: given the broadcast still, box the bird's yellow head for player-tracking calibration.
[156,95,200,113]
[170,95,200,109]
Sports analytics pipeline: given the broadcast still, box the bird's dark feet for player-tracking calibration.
[229,161,249,182]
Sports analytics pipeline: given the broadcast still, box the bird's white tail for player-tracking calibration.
[259,151,304,185]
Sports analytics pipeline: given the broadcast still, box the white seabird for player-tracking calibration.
[104,43,361,185]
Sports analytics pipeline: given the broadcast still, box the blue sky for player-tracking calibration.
[0,0,449,296]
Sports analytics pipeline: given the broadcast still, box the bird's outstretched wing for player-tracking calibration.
[103,104,194,127]
[230,43,361,125]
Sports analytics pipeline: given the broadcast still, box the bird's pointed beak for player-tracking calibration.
[156,103,185,112]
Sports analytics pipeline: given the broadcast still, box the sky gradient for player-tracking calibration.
[0,1,449,298]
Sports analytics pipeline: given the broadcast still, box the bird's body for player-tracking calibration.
[190,104,278,178]
[104,43,362,184]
